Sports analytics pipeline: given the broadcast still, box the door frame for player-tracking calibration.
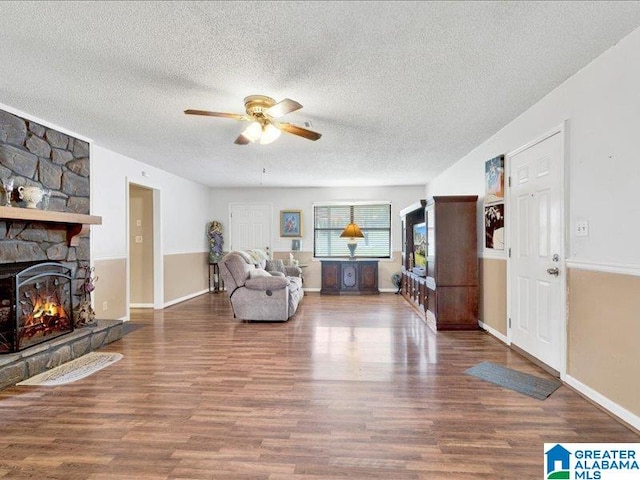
[228,202,273,253]
[505,122,569,379]
[126,178,163,315]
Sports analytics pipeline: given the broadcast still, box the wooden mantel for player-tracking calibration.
[0,206,102,246]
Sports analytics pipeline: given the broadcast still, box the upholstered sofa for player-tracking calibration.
[218,249,304,321]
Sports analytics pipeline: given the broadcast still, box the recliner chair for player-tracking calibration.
[218,250,304,321]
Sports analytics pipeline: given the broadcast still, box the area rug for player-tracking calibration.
[465,361,562,400]
[17,352,123,386]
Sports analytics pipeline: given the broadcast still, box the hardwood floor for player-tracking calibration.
[0,292,637,479]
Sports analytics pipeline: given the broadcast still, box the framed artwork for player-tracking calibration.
[280,210,302,237]
[291,239,301,251]
[485,155,505,204]
[485,203,505,250]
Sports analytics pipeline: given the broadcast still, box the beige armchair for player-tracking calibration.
[218,251,304,321]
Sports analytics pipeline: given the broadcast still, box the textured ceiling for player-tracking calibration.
[1,1,640,188]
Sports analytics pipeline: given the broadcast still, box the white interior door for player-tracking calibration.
[229,203,272,255]
[508,131,565,372]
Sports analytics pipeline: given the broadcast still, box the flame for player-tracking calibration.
[31,296,66,320]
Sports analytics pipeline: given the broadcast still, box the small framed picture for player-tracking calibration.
[485,155,505,204]
[485,203,505,250]
[280,210,302,237]
[291,239,301,251]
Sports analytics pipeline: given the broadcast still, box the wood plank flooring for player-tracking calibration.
[0,292,637,479]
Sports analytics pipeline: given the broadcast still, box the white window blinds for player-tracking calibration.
[313,203,391,258]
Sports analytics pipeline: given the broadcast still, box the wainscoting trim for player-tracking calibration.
[480,251,507,260]
[566,259,640,277]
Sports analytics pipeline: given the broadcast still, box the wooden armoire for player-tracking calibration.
[400,196,479,330]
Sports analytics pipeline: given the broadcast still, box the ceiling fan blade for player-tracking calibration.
[234,134,250,145]
[184,109,248,121]
[266,98,303,118]
[279,123,322,141]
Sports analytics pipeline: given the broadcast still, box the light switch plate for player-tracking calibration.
[135,235,143,243]
[576,221,589,237]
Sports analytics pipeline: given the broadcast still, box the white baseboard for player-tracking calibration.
[478,320,508,344]
[303,287,321,292]
[565,375,640,432]
[130,303,153,309]
[163,289,209,308]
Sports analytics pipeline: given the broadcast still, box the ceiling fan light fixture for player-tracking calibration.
[185,94,321,144]
[242,122,262,142]
[259,123,281,145]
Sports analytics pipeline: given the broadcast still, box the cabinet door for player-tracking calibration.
[341,263,358,290]
[401,216,407,269]
[359,262,378,292]
[321,262,340,293]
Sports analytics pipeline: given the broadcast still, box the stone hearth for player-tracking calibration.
[0,319,123,389]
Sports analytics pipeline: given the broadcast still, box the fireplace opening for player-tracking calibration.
[0,262,74,353]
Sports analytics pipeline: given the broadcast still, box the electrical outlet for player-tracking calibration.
[136,219,142,227]
[102,301,108,311]
[135,235,143,243]
[576,221,589,237]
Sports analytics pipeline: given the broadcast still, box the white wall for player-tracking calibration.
[209,185,425,255]
[92,145,210,260]
[426,25,640,268]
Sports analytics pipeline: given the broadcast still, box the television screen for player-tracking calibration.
[413,222,426,267]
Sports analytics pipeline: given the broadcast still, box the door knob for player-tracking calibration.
[547,267,560,276]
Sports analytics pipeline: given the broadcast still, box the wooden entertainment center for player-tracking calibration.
[399,196,479,330]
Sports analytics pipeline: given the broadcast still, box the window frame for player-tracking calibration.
[312,201,392,259]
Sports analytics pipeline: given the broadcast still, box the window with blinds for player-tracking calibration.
[313,203,391,258]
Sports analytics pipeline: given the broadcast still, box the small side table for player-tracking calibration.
[208,262,224,293]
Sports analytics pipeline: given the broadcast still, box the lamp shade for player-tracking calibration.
[340,222,364,239]
[259,123,281,144]
[241,122,262,142]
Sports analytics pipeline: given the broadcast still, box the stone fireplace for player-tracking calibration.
[0,107,122,389]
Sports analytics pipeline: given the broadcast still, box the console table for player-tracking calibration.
[320,260,379,295]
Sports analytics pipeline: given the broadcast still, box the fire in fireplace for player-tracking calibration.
[0,262,74,353]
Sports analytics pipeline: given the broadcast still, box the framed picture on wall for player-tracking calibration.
[291,239,301,251]
[485,203,505,250]
[280,210,302,237]
[485,155,505,204]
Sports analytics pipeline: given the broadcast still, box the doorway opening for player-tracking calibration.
[127,181,163,314]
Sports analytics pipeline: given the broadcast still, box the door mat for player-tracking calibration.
[465,361,562,400]
[17,352,123,386]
